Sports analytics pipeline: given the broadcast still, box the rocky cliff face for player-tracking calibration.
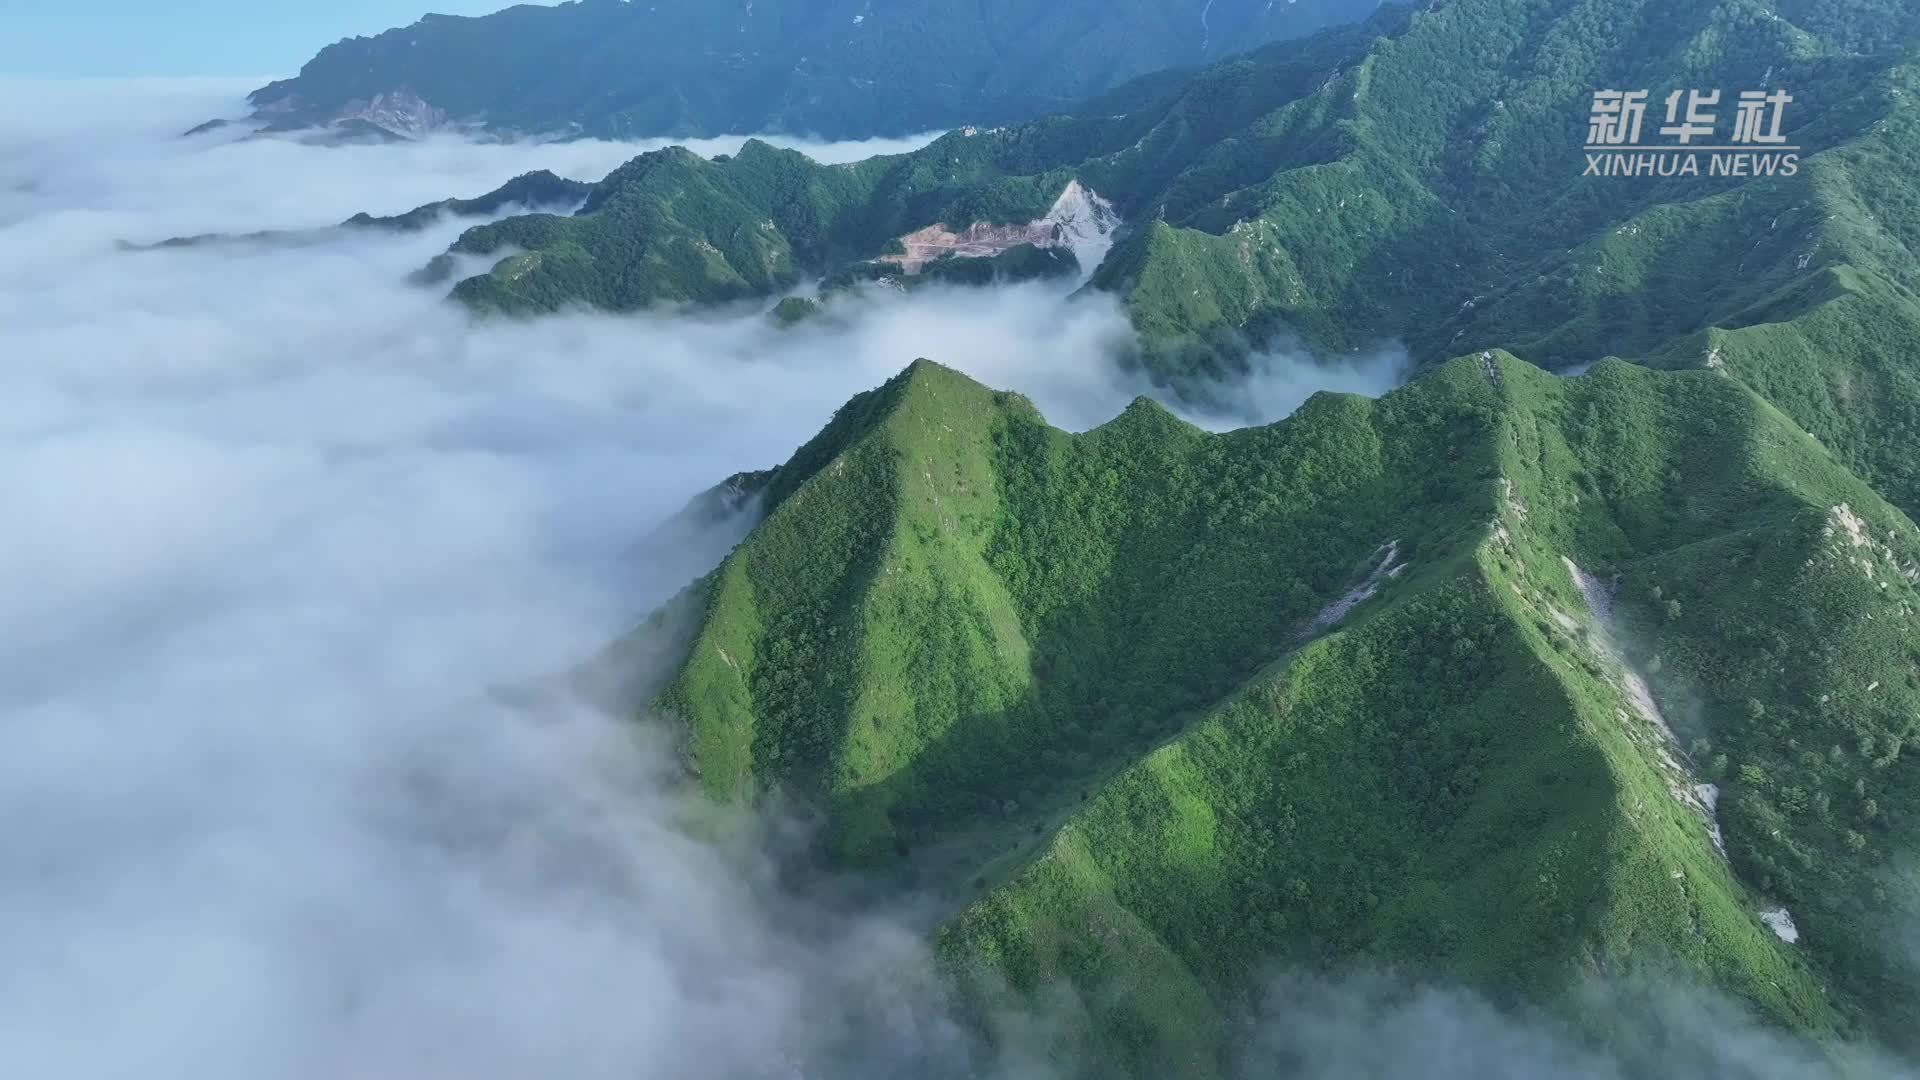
[332,90,448,139]
[882,181,1120,275]
[253,88,448,138]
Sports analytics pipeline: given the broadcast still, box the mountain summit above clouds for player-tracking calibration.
[101,0,1920,1073]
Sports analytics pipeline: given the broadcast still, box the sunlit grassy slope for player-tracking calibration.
[639,353,1920,1073]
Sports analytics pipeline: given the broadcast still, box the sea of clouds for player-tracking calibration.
[0,78,1411,1080]
[0,79,1897,1080]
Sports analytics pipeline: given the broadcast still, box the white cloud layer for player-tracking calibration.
[14,79,1873,1080]
[0,81,1413,1080]
[0,79,943,239]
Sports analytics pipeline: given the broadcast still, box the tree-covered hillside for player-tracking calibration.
[443,139,1087,312]
[630,354,1920,1075]
[436,0,1920,523]
[409,0,1920,1071]
[428,11,1403,312]
[242,0,1384,140]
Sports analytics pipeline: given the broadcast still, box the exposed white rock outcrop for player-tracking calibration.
[1501,477,1528,521]
[1832,503,1870,548]
[1760,907,1800,944]
[1561,558,1727,857]
[1301,541,1406,638]
[336,89,447,138]
[1819,504,1920,584]
[882,180,1120,276]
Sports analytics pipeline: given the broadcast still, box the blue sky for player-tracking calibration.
[2,2,538,78]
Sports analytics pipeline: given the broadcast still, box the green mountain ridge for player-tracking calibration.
[128,170,589,252]
[426,10,1403,317]
[438,136,1106,312]
[620,352,1920,1074]
[433,0,1920,526]
[241,0,1384,140]
[253,2,1920,1067]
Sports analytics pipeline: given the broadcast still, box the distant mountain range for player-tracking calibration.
[238,0,1385,140]
[406,0,1920,522]
[126,170,589,250]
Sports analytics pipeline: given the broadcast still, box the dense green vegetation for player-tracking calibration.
[351,0,1920,1070]
[443,136,1090,311]
[427,10,1399,314]
[243,0,1381,140]
[434,0,1920,526]
[632,353,1920,1074]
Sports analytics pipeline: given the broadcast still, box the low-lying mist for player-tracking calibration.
[0,80,1409,1079]
[5,81,1894,1079]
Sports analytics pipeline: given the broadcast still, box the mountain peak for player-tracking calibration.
[895,356,973,390]
[1090,393,1202,441]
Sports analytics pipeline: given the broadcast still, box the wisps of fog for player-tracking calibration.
[0,79,1405,1079]
[1237,970,1906,1080]
[4,80,1889,1079]
[1205,344,1410,428]
[0,79,943,238]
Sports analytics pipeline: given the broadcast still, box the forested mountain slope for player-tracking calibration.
[426,0,1920,518]
[241,0,1383,140]
[626,355,1920,1075]
[424,10,1404,316]
[415,0,1920,1071]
